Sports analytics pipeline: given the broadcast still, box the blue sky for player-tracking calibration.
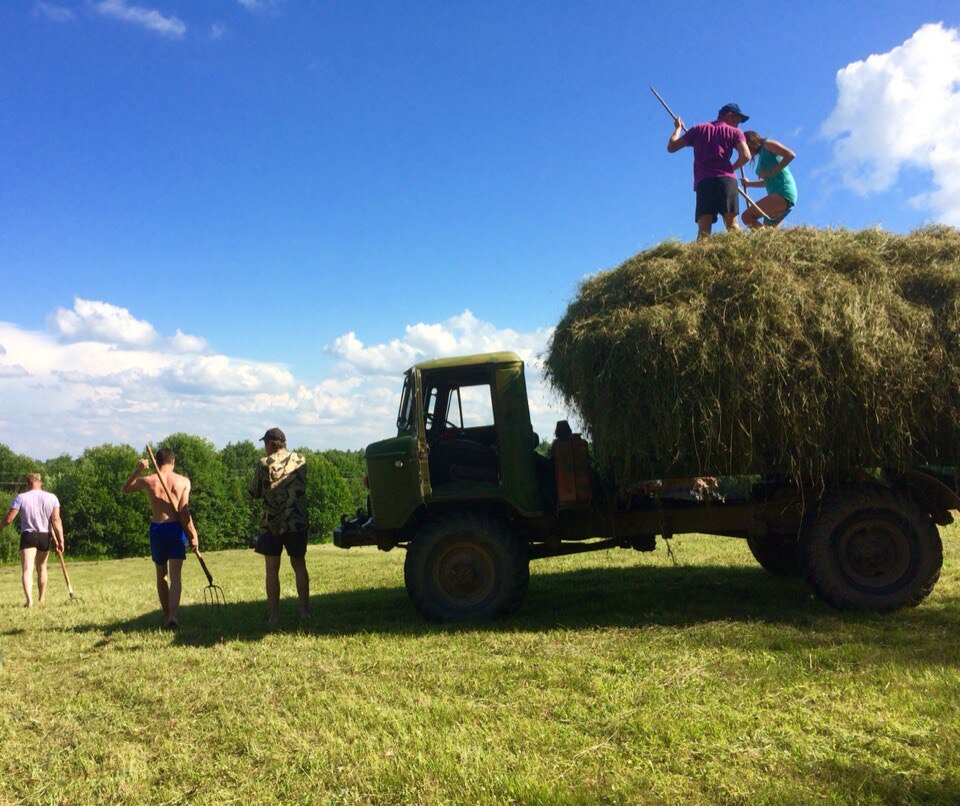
[2,1,960,456]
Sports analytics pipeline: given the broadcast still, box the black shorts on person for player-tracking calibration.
[695,176,739,223]
[20,532,52,552]
[255,530,308,559]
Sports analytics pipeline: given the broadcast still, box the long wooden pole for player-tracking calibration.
[145,444,216,586]
[650,86,768,220]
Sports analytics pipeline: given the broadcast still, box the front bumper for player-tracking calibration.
[333,511,382,549]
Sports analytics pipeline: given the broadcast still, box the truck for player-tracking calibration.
[334,351,958,621]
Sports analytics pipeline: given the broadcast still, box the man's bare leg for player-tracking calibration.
[155,563,170,621]
[289,556,309,618]
[722,211,742,232]
[21,547,36,607]
[35,551,49,604]
[166,559,183,627]
[696,214,714,240]
[264,554,282,625]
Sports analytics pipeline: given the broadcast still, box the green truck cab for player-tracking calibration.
[336,352,959,622]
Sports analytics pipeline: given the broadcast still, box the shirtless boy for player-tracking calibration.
[122,447,199,629]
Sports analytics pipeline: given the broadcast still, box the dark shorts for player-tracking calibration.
[695,176,739,223]
[149,521,188,565]
[255,530,308,559]
[20,532,52,552]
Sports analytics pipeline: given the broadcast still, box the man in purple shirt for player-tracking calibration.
[2,472,65,607]
[667,102,752,239]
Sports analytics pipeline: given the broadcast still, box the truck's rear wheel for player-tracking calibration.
[404,513,529,622]
[746,534,801,576]
[800,490,942,611]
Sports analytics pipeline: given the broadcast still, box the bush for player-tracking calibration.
[546,226,960,486]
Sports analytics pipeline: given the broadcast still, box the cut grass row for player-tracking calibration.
[1,532,958,802]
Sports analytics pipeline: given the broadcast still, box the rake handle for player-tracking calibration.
[145,444,215,584]
[650,86,769,221]
[55,547,76,597]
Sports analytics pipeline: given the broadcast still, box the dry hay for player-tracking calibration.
[545,226,960,485]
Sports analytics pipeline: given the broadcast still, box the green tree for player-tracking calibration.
[55,444,147,557]
[43,454,76,486]
[323,449,367,513]
[297,448,352,538]
[0,489,17,564]
[219,440,262,542]
[0,443,39,490]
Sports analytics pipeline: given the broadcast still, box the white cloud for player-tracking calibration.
[209,22,226,41]
[0,304,567,457]
[94,0,186,38]
[822,22,960,224]
[168,329,208,353]
[0,364,29,379]
[53,298,158,347]
[34,2,76,22]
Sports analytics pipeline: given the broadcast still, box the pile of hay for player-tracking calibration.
[545,227,960,485]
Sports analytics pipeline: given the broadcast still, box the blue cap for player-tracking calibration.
[718,103,749,122]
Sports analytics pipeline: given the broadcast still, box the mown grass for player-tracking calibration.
[2,531,959,803]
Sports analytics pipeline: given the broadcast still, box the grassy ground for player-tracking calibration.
[1,532,959,804]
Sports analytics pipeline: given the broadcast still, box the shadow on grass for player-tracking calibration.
[54,562,960,665]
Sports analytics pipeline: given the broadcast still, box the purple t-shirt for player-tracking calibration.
[680,120,746,189]
[10,489,60,534]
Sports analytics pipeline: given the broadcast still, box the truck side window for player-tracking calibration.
[457,384,495,428]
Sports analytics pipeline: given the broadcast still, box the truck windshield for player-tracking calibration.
[396,375,416,433]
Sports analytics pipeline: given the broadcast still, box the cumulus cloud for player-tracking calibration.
[34,2,76,22]
[168,329,208,353]
[0,304,567,457]
[53,298,158,347]
[822,22,960,224]
[0,364,29,379]
[94,0,186,38]
[330,309,552,377]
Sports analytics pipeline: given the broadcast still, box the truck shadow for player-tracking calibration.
[76,562,960,667]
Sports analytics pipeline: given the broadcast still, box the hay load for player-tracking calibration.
[545,227,960,486]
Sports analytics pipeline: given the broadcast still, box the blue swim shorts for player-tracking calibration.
[149,521,188,565]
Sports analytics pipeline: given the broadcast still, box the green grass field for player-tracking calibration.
[2,532,959,803]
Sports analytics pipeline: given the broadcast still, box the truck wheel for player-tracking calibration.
[404,513,529,622]
[800,490,942,611]
[746,535,801,576]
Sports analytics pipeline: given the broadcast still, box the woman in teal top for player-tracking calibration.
[740,130,797,229]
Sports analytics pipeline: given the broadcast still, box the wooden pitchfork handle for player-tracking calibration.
[650,86,768,221]
[145,444,215,585]
[55,546,78,599]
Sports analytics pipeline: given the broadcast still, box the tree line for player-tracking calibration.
[0,437,367,563]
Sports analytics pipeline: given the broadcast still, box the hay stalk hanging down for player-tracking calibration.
[545,227,960,486]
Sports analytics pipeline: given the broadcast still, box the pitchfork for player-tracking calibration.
[145,444,226,611]
[55,546,83,604]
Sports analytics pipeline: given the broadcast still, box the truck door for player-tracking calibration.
[415,370,433,500]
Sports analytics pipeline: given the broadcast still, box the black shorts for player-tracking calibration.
[255,530,308,559]
[695,176,739,223]
[20,532,52,552]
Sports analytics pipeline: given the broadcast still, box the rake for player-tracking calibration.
[54,546,83,604]
[145,444,226,610]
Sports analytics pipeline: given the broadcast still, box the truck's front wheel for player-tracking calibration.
[800,490,942,611]
[404,513,529,622]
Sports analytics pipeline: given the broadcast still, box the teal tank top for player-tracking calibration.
[756,146,797,204]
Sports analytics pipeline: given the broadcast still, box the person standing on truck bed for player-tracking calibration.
[667,102,752,240]
[249,427,309,626]
[2,472,65,607]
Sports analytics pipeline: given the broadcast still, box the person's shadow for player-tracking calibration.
[60,561,960,671]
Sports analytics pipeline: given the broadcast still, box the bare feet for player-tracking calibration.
[21,601,33,608]
[165,619,179,630]
[299,610,310,620]
[266,614,280,627]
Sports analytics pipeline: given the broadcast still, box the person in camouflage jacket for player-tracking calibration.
[249,427,309,624]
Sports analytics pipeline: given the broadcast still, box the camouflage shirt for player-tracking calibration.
[249,449,308,536]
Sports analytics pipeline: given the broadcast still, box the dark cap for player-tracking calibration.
[718,102,749,122]
[259,427,286,444]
